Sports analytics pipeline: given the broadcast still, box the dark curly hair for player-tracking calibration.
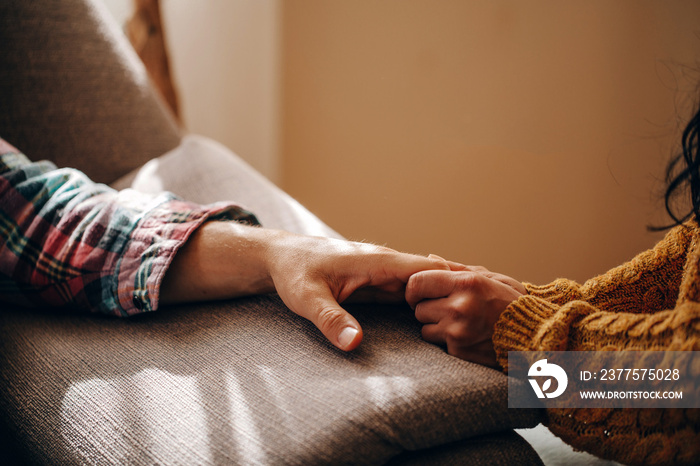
[657,103,700,228]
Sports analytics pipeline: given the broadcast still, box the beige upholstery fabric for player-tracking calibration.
[387,431,545,466]
[112,135,343,239]
[0,0,181,183]
[0,298,542,465]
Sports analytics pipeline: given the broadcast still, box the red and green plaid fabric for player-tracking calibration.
[0,138,259,316]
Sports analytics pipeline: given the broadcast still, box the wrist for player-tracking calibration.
[161,221,276,304]
[492,295,559,371]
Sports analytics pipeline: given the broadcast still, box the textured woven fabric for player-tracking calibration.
[0,0,181,184]
[0,297,542,465]
[112,135,342,240]
[387,431,543,466]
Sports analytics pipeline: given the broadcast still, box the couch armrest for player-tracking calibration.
[0,297,542,464]
[0,0,181,183]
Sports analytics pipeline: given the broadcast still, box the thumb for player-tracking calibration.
[299,286,364,351]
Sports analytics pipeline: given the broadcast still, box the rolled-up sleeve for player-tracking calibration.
[0,139,259,316]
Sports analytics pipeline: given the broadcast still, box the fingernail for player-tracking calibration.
[338,327,359,349]
[428,254,446,261]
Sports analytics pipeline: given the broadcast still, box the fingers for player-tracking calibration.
[420,323,444,345]
[454,264,526,295]
[297,284,364,351]
[268,233,465,352]
[447,261,469,271]
[428,253,467,272]
[338,250,452,303]
[384,251,452,282]
[427,254,458,270]
[405,269,457,309]
[420,321,497,366]
[414,298,447,324]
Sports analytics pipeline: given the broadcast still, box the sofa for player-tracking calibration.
[0,1,546,464]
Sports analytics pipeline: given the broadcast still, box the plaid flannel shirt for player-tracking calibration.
[0,138,259,316]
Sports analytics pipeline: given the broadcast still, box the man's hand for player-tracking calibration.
[266,233,456,350]
[405,268,524,367]
[161,222,451,351]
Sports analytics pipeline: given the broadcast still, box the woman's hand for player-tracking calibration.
[405,268,524,367]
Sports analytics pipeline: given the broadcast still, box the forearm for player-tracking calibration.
[1,139,452,353]
[0,139,260,316]
[492,296,700,465]
[160,221,276,304]
[493,295,700,371]
[524,225,693,313]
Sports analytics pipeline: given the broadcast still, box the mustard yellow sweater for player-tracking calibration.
[493,222,700,465]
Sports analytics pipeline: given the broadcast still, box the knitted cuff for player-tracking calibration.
[493,295,560,372]
[525,278,582,305]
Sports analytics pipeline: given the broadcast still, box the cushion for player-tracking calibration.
[0,0,181,184]
[387,431,543,466]
[0,297,542,464]
[111,135,342,239]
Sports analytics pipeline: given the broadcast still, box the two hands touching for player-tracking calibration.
[406,264,526,367]
[161,222,524,367]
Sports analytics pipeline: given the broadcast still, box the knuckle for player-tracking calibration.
[445,325,471,345]
[406,273,422,294]
[445,296,470,320]
[445,325,463,341]
[457,271,487,291]
[316,306,347,334]
[414,302,428,321]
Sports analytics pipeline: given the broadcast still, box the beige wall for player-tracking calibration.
[281,0,700,284]
[163,0,281,182]
[100,1,700,285]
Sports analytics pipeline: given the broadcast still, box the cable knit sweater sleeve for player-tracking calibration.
[520,223,693,313]
[492,223,700,465]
